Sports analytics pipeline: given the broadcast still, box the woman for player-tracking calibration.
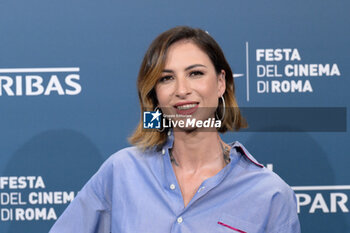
[50,26,300,233]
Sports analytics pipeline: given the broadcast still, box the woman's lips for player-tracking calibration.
[174,103,199,115]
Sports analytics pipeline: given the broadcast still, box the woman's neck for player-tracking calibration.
[171,129,227,172]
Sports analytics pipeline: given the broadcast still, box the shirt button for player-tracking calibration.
[167,130,171,136]
[198,186,205,193]
[177,217,183,223]
[162,149,165,155]
[170,184,176,190]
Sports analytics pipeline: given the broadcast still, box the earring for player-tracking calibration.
[154,106,161,112]
[215,96,225,121]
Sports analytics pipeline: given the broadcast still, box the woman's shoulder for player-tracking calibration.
[231,141,295,196]
[84,146,160,190]
[106,146,141,162]
[106,146,157,162]
[97,145,160,173]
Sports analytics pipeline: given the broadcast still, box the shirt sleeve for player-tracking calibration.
[266,184,301,233]
[49,159,113,233]
[270,216,300,233]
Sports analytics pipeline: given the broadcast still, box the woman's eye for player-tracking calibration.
[159,75,173,82]
[189,71,204,77]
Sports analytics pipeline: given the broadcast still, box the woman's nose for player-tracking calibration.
[174,76,191,98]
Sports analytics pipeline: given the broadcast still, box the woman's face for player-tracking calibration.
[155,40,225,123]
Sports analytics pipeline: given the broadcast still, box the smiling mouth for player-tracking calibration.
[177,104,198,110]
[174,103,199,115]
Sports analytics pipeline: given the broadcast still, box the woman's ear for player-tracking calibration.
[217,70,226,97]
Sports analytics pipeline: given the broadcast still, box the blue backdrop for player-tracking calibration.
[0,0,349,232]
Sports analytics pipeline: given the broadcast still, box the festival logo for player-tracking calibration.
[231,42,342,102]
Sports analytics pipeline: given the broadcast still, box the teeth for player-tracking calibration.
[177,104,197,110]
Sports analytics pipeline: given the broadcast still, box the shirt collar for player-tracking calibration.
[162,130,263,168]
[230,141,264,168]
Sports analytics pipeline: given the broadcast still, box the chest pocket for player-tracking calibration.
[217,213,262,233]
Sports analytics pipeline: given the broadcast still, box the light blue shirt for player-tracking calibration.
[50,132,300,233]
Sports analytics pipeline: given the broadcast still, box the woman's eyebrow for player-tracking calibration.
[185,64,206,71]
[162,64,206,73]
[162,69,174,73]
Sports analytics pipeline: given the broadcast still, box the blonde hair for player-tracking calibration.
[129,26,246,150]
